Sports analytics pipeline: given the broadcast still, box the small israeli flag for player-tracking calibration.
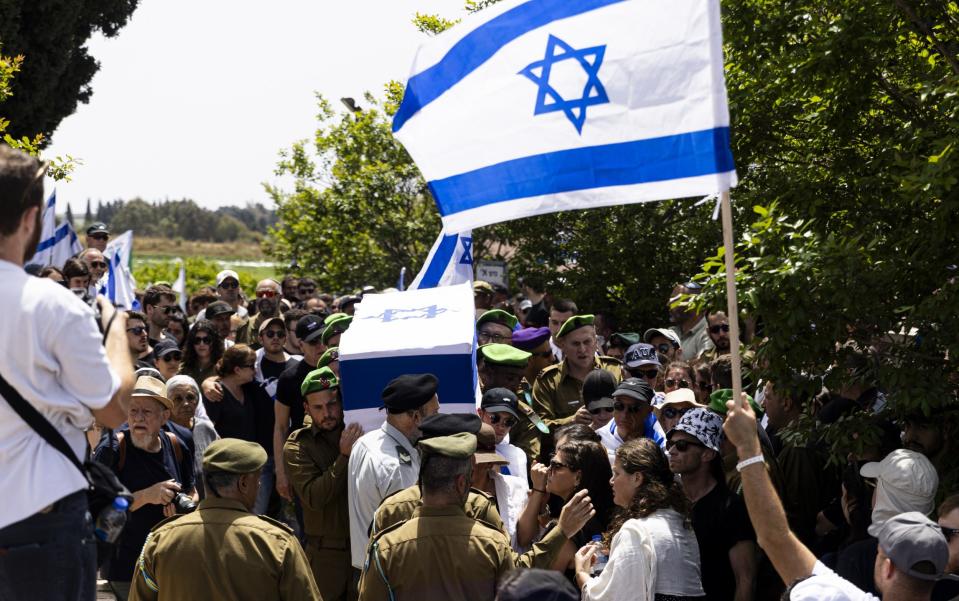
[30,191,82,267]
[393,0,737,232]
[408,230,474,289]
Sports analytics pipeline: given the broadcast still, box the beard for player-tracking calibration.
[257,297,278,316]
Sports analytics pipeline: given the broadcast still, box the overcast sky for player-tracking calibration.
[44,0,463,212]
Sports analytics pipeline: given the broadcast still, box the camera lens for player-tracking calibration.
[172,492,197,514]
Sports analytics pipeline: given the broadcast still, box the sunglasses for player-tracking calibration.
[88,261,108,269]
[655,343,672,354]
[126,326,147,336]
[613,401,646,414]
[262,329,286,339]
[161,305,178,315]
[161,352,182,362]
[698,381,713,392]
[256,290,277,298]
[242,363,256,369]
[548,458,571,471]
[533,349,553,359]
[665,378,690,389]
[709,324,730,334]
[89,233,109,241]
[219,281,239,290]
[488,414,517,428]
[661,406,690,420]
[942,526,959,542]
[193,336,212,345]
[666,439,705,452]
[589,406,614,415]
[629,369,658,379]
[298,287,316,295]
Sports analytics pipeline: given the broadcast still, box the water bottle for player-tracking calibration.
[94,497,130,543]
[590,534,608,575]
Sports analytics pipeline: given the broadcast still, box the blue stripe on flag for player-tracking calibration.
[417,233,460,288]
[35,222,72,253]
[392,0,626,132]
[428,127,735,215]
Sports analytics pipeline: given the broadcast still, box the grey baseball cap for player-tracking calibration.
[877,511,953,581]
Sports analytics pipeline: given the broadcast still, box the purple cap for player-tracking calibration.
[512,326,551,351]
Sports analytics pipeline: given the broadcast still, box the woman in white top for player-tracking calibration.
[574,437,705,601]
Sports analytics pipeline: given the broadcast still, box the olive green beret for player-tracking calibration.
[479,343,531,368]
[476,309,518,331]
[300,367,339,396]
[418,432,477,459]
[202,438,267,474]
[322,315,352,344]
[557,314,595,338]
[318,346,339,368]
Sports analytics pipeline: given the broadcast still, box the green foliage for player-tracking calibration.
[0,0,139,144]
[265,94,440,292]
[103,199,274,242]
[132,257,258,300]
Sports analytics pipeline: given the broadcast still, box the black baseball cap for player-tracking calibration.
[295,314,324,343]
[480,387,520,419]
[205,300,235,319]
[612,377,655,405]
[86,222,109,235]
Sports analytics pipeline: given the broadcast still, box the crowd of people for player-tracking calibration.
[1,144,958,601]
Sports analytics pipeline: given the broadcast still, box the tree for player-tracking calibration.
[84,198,92,225]
[0,0,139,145]
[65,202,74,226]
[266,94,441,292]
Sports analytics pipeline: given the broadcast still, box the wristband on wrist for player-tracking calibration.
[736,454,764,472]
[531,488,547,494]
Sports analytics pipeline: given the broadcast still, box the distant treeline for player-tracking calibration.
[73,198,277,242]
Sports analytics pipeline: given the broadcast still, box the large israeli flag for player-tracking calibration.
[408,230,473,289]
[393,0,737,232]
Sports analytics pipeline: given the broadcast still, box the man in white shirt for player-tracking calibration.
[723,392,954,601]
[347,373,440,571]
[0,146,135,601]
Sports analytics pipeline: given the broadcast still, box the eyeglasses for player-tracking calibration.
[665,378,690,389]
[709,324,730,334]
[127,326,147,336]
[88,261,107,269]
[589,406,614,415]
[661,406,690,420]
[666,439,706,452]
[89,233,109,242]
[161,352,182,362]
[478,330,512,344]
[548,459,571,471]
[256,290,277,298]
[613,401,646,414]
[941,526,959,542]
[193,336,212,345]
[262,329,286,339]
[698,381,713,392]
[219,281,239,290]
[488,414,517,428]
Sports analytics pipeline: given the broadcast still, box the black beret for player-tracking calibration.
[419,413,482,440]
[381,373,439,414]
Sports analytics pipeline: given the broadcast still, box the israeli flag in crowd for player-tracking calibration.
[99,230,139,309]
[104,230,134,268]
[393,0,737,232]
[29,191,82,267]
[172,258,187,311]
[408,230,473,289]
[338,283,478,433]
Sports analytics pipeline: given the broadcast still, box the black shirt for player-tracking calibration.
[205,382,264,447]
[276,358,315,434]
[94,428,194,581]
[692,482,756,601]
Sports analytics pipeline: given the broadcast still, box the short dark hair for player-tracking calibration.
[215,344,256,378]
[283,308,307,329]
[62,258,90,281]
[939,493,959,518]
[521,276,545,293]
[420,454,472,497]
[126,310,147,324]
[298,277,317,288]
[0,145,45,237]
[143,284,176,309]
[281,274,299,287]
[710,355,733,390]
[204,470,242,497]
[551,298,578,314]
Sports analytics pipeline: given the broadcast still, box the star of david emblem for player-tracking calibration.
[459,237,473,266]
[518,34,609,134]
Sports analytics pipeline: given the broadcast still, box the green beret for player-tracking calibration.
[479,343,531,368]
[318,346,339,368]
[300,367,339,396]
[322,315,352,344]
[476,309,518,331]
[418,432,477,459]
[708,388,764,417]
[202,438,267,474]
[557,314,595,338]
[324,312,349,326]
[609,332,641,347]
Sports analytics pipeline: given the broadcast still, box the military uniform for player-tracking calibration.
[284,423,353,601]
[531,356,623,430]
[511,389,545,466]
[129,498,318,601]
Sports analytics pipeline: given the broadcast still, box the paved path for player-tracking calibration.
[97,580,117,600]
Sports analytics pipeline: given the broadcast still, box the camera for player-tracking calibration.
[71,286,102,328]
[171,492,197,514]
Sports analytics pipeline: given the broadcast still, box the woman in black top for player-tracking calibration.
[204,344,259,441]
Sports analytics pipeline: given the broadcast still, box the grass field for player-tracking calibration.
[133,237,280,281]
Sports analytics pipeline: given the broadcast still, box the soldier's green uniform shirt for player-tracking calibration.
[371,483,569,569]
[531,356,623,429]
[359,505,515,601]
[283,423,353,601]
[129,497,319,601]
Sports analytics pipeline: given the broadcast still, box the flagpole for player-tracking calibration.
[719,190,744,407]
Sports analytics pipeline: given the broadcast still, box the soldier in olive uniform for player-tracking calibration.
[129,439,320,601]
[370,414,595,572]
[477,342,550,470]
[283,368,364,601]
[358,432,514,601]
[531,315,623,431]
